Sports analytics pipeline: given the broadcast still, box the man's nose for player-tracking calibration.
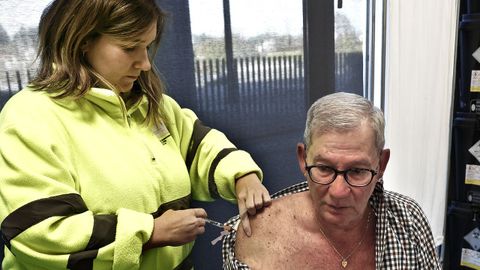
[328,173,351,198]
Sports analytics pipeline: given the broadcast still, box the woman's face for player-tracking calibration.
[84,21,157,93]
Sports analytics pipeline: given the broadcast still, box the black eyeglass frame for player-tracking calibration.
[304,163,378,187]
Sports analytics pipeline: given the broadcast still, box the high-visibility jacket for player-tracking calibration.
[0,87,262,270]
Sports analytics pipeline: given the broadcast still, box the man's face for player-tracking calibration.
[297,121,389,229]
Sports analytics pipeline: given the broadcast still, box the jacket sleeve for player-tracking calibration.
[162,95,263,203]
[0,96,153,270]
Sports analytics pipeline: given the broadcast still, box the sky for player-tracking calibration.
[189,0,365,38]
[189,0,303,38]
[0,0,53,37]
[0,0,364,38]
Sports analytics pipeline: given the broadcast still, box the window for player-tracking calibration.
[0,1,379,269]
[187,0,306,192]
[170,0,376,268]
[0,0,51,107]
[304,0,374,104]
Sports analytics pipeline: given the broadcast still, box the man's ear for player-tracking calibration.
[377,149,390,179]
[297,143,307,176]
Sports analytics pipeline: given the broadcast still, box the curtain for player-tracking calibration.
[382,0,459,246]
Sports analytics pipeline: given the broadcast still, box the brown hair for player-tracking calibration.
[32,0,167,127]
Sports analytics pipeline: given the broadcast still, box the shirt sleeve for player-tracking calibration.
[0,97,153,270]
[161,95,263,203]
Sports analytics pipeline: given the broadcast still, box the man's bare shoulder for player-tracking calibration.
[251,191,311,228]
[234,191,314,266]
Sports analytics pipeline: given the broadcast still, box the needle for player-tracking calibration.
[204,218,233,231]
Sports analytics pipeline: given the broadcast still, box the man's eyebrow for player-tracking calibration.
[311,155,328,164]
[311,156,372,167]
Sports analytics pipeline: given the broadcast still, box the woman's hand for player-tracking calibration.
[144,208,207,250]
[235,173,272,237]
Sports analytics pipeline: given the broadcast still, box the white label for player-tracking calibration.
[470,70,480,92]
[461,248,480,269]
[472,70,480,92]
[466,164,480,185]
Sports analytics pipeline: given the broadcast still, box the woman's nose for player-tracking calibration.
[134,49,151,71]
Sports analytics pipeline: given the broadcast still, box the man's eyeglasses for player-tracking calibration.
[304,163,377,187]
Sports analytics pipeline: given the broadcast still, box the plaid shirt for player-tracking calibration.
[222,181,441,269]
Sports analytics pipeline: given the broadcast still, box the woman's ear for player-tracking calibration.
[82,39,90,49]
[297,143,307,176]
[81,40,91,55]
[377,149,390,178]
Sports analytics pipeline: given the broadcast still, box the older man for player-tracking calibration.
[222,92,440,270]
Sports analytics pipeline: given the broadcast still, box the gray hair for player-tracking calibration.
[303,92,385,151]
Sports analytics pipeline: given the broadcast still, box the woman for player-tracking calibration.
[0,0,271,269]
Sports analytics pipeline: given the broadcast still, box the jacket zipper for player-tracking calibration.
[117,95,157,163]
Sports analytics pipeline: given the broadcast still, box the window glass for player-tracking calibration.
[188,1,305,269]
[189,0,305,192]
[188,2,371,268]
[335,0,367,95]
[0,0,50,107]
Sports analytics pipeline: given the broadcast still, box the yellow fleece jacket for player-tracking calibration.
[0,87,262,270]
